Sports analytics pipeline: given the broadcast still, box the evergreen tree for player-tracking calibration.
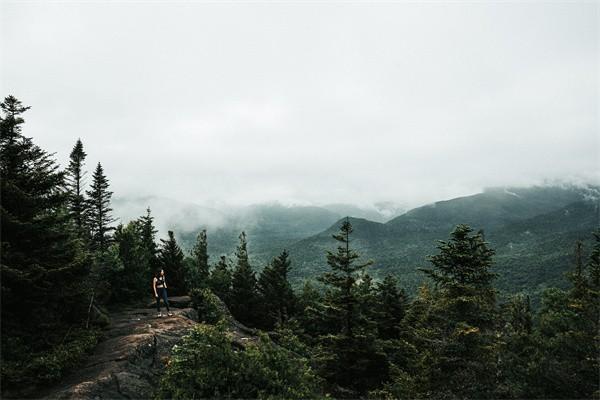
[316,219,387,397]
[495,293,536,399]
[209,255,232,304]
[65,138,88,238]
[158,231,187,296]
[138,207,159,271]
[374,274,407,340]
[528,231,600,399]
[296,281,328,340]
[417,224,498,399]
[86,163,116,253]
[230,232,260,326]
[113,221,150,301]
[257,249,297,329]
[0,95,88,349]
[189,229,210,289]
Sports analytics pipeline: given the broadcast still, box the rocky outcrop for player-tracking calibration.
[39,294,263,399]
[40,307,198,399]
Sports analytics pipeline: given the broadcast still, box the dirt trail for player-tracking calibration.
[40,306,198,399]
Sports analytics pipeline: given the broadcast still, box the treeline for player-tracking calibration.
[2,95,599,399]
[169,219,600,399]
[1,96,188,393]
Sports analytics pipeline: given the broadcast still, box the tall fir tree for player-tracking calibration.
[230,232,260,326]
[257,249,297,329]
[209,255,232,304]
[0,95,88,347]
[189,229,210,289]
[113,221,151,301]
[86,162,116,253]
[158,230,187,296]
[65,138,88,238]
[417,224,498,399]
[316,219,387,397]
[373,274,408,340]
[138,207,159,272]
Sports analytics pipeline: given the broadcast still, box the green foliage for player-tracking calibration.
[86,162,116,253]
[257,249,297,329]
[0,96,91,391]
[113,220,152,301]
[313,219,388,397]
[190,288,225,324]
[230,232,260,326]
[66,138,88,238]
[209,255,232,304]
[158,323,322,399]
[188,229,210,290]
[1,328,101,391]
[409,225,499,399]
[159,230,188,296]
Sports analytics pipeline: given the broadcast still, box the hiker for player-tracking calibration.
[153,268,173,317]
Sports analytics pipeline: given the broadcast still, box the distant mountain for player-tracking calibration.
[112,197,402,263]
[286,185,599,304]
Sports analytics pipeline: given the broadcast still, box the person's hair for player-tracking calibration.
[155,269,163,279]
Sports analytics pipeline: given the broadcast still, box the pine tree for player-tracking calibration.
[113,221,150,301]
[257,249,297,329]
[0,95,88,342]
[209,255,232,304]
[230,232,260,326]
[158,230,187,296]
[190,229,210,289]
[417,224,498,399]
[86,163,116,253]
[374,274,408,340]
[138,207,159,271]
[529,231,600,399]
[316,219,386,397]
[65,138,88,238]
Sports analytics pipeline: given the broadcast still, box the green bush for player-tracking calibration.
[190,288,225,324]
[158,322,322,399]
[1,328,101,391]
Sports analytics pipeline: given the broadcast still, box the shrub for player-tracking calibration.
[190,288,225,324]
[1,328,101,391]
[158,322,322,399]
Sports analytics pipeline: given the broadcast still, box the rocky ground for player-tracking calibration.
[37,295,261,400]
[39,306,197,399]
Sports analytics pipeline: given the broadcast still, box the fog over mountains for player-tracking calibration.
[113,183,599,306]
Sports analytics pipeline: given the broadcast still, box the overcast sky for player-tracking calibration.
[1,1,598,209]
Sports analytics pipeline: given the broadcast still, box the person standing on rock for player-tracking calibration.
[153,269,173,317]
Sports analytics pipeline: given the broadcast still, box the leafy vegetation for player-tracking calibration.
[157,323,322,399]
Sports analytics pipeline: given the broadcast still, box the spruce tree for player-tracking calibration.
[66,138,88,238]
[0,95,88,345]
[158,230,187,296]
[190,229,210,289]
[418,224,498,399]
[86,162,116,253]
[257,249,297,329]
[316,219,386,397]
[374,274,408,340]
[138,207,159,271]
[230,232,259,326]
[113,221,150,300]
[209,255,232,304]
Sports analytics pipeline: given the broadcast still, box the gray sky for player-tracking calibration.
[2,1,598,209]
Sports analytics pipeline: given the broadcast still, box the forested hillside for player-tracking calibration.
[288,186,599,304]
[2,96,598,399]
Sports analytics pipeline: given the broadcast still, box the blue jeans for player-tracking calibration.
[156,287,170,312]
